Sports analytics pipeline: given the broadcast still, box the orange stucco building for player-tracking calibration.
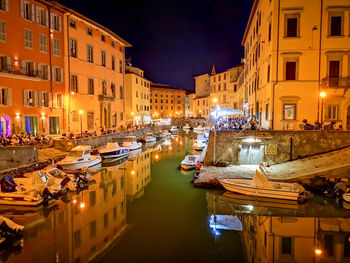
[0,0,66,136]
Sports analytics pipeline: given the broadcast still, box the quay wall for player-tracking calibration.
[204,130,350,165]
[172,118,213,128]
[0,146,38,171]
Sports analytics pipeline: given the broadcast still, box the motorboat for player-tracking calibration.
[142,133,157,143]
[183,124,191,130]
[98,142,129,160]
[219,164,308,201]
[162,130,171,137]
[57,145,102,170]
[170,126,179,134]
[181,155,201,170]
[122,136,142,151]
[343,191,350,203]
[193,138,207,151]
[193,125,205,133]
[155,131,165,140]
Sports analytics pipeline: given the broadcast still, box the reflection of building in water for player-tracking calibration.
[126,149,151,200]
[67,167,127,263]
[152,136,186,162]
[206,192,350,263]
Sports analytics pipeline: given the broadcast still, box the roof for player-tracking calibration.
[241,0,259,46]
[150,83,186,92]
[194,95,209,100]
[51,1,132,47]
[71,145,91,151]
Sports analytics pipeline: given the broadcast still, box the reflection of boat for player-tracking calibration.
[128,148,142,159]
[122,136,142,151]
[98,142,129,160]
[343,192,350,203]
[162,130,171,137]
[219,166,307,201]
[162,139,171,146]
[142,133,157,143]
[57,145,102,170]
[181,155,200,170]
[145,141,156,148]
[102,156,129,167]
[170,126,179,134]
[193,139,207,151]
[183,124,191,130]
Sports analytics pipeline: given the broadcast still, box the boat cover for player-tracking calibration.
[251,170,273,188]
[0,176,17,192]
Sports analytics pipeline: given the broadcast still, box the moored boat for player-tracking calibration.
[181,155,200,170]
[142,133,157,143]
[98,142,129,160]
[170,126,179,134]
[122,136,142,151]
[57,145,102,170]
[183,124,191,130]
[193,138,207,151]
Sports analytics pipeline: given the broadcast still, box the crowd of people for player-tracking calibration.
[215,116,262,131]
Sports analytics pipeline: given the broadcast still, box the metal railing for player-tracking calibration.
[0,64,42,78]
[321,76,350,88]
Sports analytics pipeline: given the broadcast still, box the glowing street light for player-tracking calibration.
[79,202,86,209]
[79,110,84,135]
[315,249,322,256]
[320,91,327,98]
[320,91,327,128]
[212,97,218,103]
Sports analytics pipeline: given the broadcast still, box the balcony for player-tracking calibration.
[98,94,115,102]
[321,76,350,89]
[0,64,42,79]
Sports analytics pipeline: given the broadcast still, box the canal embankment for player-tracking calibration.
[195,130,350,188]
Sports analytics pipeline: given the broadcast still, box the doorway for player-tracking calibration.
[239,143,263,165]
[0,116,11,137]
[25,116,38,135]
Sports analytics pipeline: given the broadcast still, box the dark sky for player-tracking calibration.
[56,0,253,90]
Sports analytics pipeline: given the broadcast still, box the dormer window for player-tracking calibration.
[70,19,76,28]
[101,35,105,42]
[87,27,92,36]
[111,41,115,48]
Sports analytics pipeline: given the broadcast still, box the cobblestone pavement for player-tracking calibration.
[196,147,350,184]
[38,147,68,161]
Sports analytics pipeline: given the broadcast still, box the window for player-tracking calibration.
[268,23,271,41]
[283,104,296,120]
[344,235,350,258]
[111,55,115,70]
[70,75,78,93]
[119,86,124,99]
[89,191,96,207]
[39,91,49,107]
[234,84,237,92]
[266,104,269,120]
[326,104,339,120]
[0,87,11,106]
[0,0,8,12]
[53,67,62,82]
[102,80,107,95]
[330,16,342,36]
[87,112,94,129]
[49,117,59,135]
[39,64,48,80]
[324,235,334,257]
[101,35,105,42]
[70,39,77,58]
[119,60,122,73]
[22,60,35,77]
[119,46,123,52]
[53,39,60,56]
[267,65,270,82]
[285,61,296,80]
[111,41,115,48]
[101,50,106,66]
[281,237,292,255]
[0,20,5,42]
[87,45,93,63]
[24,29,33,48]
[87,27,92,36]
[69,19,76,28]
[120,112,123,121]
[73,230,81,249]
[90,221,96,238]
[22,1,34,21]
[37,7,48,26]
[104,213,108,228]
[57,94,62,108]
[39,34,47,52]
[111,82,116,97]
[286,16,299,37]
[88,78,94,95]
[51,14,61,32]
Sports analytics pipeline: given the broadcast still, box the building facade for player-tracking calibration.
[243,0,350,130]
[150,83,186,118]
[0,0,65,136]
[125,65,151,125]
[193,95,210,119]
[185,92,195,117]
[55,3,130,133]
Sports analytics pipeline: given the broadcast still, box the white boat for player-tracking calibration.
[343,191,350,203]
[57,145,102,170]
[162,130,171,137]
[193,125,205,133]
[193,138,207,151]
[170,126,179,134]
[181,155,200,170]
[122,136,142,151]
[98,142,129,160]
[219,166,307,201]
[142,132,157,143]
[183,124,191,130]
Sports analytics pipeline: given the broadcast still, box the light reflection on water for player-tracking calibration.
[2,133,350,263]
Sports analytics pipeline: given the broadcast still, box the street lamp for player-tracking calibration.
[212,97,218,104]
[320,91,326,128]
[79,110,83,135]
[131,112,134,126]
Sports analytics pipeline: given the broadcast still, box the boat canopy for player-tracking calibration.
[251,170,273,188]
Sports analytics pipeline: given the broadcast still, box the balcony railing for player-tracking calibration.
[0,64,42,78]
[98,94,115,102]
[321,76,350,89]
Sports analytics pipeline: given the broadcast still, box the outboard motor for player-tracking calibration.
[0,176,17,193]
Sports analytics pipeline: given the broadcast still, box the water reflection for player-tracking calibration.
[207,191,350,263]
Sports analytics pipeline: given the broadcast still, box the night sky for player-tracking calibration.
[56,0,254,91]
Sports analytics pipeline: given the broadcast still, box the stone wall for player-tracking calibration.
[172,118,213,128]
[204,130,350,165]
[0,146,38,171]
[54,127,166,151]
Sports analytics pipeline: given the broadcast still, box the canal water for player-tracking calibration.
[2,133,350,262]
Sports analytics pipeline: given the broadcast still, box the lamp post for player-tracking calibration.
[131,112,134,127]
[78,110,83,135]
[320,91,326,129]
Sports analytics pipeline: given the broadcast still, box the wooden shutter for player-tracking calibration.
[23,90,28,107]
[7,88,12,106]
[6,56,11,69]
[58,16,62,32]
[20,0,24,18]
[37,91,42,107]
[47,65,51,81]
[60,68,63,82]
[50,13,54,29]
[34,91,38,107]
[5,0,8,12]
[49,92,52,108]
[52,67,56,81]
[31,4,35,22]
[52,93,57,108]
[45,10,49,27]
[21,60,26,74]
[35,6,40,23]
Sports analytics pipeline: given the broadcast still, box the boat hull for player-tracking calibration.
[181,164,195,170]
[58,156,102,170]
[100,151,129,160]
[343,193,350,203]
[219,179,300,201]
